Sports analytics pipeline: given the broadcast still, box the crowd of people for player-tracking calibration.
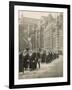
[19,48,61,74]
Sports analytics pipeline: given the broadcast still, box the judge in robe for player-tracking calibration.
[32,51,37,70]
[29,50,37,70]
[46,51,50,63]
[41,50,46,63]
[36,51,41,69]
[22,49,29,74]
[22,50,26,73]
[29,50,33,71]
[19,51,23,73]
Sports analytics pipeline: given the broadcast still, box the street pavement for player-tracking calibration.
[19,55,63,79]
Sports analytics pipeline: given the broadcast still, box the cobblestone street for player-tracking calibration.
[19,55,63,79]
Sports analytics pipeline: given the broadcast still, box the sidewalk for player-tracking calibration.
[19,55,63,79]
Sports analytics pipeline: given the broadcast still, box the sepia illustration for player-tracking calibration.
[18,10,63,79]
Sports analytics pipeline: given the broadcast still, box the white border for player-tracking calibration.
[14,5,67,85]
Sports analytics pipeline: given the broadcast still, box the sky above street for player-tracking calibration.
[18,10,61,19]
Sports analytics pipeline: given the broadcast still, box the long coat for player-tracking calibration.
[46,54,49,63]
[36,52,41,68]
[23,53,29,69]
[29,52,36,70]
[41,53,46,63]
[19,52,23,72]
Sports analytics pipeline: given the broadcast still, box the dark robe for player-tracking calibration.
[36,52,41,68]
[41,53,46,63]
[29,52,36,70]
[46,54,50,63]
[19,52,23,72]
[23,53,29,70]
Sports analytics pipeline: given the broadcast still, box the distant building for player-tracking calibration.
[40,13,63,53]
[19,17,40,51]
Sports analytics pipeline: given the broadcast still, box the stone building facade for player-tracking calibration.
[19,13,63,53]
[41,13,63,53]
